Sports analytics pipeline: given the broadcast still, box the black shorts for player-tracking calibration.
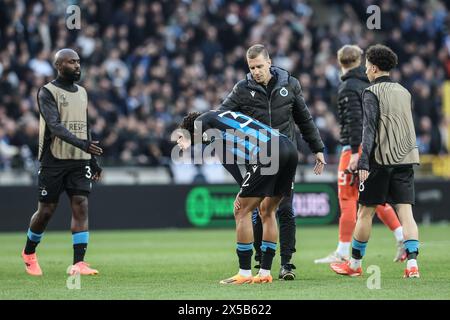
[358,165,415,206]
[38,164,92,203]
[239,137,298,198]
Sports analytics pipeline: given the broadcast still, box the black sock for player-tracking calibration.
[261,248,276,270]
[24,238,39,255]
[73,243,87,264]
[406,249,418,260]
[236,249,253,270]
[24,228,43,255]
[352,248,363,259]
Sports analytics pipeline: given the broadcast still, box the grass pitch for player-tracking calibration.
[1,224,449,300]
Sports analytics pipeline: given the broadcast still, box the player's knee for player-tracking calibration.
[259,205,274,221]
[357,207,375,219]
[72,195,88,208]
[38,203,57,220]
[339,213,356,224]
[71,196,88,218]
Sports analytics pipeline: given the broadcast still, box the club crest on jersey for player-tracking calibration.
[250,90,256,98]
[60,93,69,107]
[280,87,288,97]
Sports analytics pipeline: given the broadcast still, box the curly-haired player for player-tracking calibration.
[331,44,421,278]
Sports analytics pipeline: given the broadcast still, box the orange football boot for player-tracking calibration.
[404,266,420,278]
[252,274,273,283]
[219,274,253,285]
[330,261,363,277]
[22,250,43,276]
[68,261,99,275]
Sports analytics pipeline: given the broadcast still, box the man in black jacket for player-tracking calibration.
[315,45,405,265]
[219,44,326,280]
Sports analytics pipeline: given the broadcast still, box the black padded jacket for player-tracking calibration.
[218,66,324,153]
[337,66,370,153]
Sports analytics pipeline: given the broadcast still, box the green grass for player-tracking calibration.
[1,224,450,300]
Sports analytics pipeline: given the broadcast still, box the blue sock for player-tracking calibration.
[261,241,277,252]
[260,241,277,270]
[351,238,368,259]
[24,228,43,254]
[236,242,253,270]
[72,231,89,264]
[404,239,419,259]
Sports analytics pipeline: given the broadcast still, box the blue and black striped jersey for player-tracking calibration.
[195,110,286,163]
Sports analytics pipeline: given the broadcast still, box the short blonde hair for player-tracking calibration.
[337,45,363,68]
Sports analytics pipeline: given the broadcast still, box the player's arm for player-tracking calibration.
[358,90,379,178]
[217,81,245,112]
[290,77,326,174]
[290,77,325,154]
[344,89,363,153]
[38,87,102,156]
[342,89,363,171]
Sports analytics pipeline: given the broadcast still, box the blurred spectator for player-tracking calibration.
[0,0,448,171]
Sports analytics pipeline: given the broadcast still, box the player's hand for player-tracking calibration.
[234,195,241,211]
[87,141,103,156]
[358,169,369,183]
[92,168,102,182]
[177,136,190,151]
[313,152,326,175]
[92,171,102,182]
[348,153,359,172]
[90,157,103,182]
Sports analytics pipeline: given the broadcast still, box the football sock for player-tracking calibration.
[393,226,404,242]
[260,241,276,271]
[236,242,253,271]
[258,268,271,277]
[238,269,252,277]
[351,238,367,259]
[338,199,357,242]
[407,259,418,269]
[349,257,362,270]
[404,239,419,260]
[73,231,89,264]
[24,228,43,254]
[337,241,351,257]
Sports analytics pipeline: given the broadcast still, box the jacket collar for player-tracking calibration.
[246,66,290,93]
[341,65,369,83]
[371,75,393,84]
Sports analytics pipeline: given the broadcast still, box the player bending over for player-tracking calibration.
[177,110,325,284]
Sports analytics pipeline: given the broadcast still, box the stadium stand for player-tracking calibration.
[0,0,448,178]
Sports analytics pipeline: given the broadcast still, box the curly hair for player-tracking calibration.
[179,111,202,141]
[366,44,398,72]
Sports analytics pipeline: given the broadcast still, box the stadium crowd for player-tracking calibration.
[0,0,449,171]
